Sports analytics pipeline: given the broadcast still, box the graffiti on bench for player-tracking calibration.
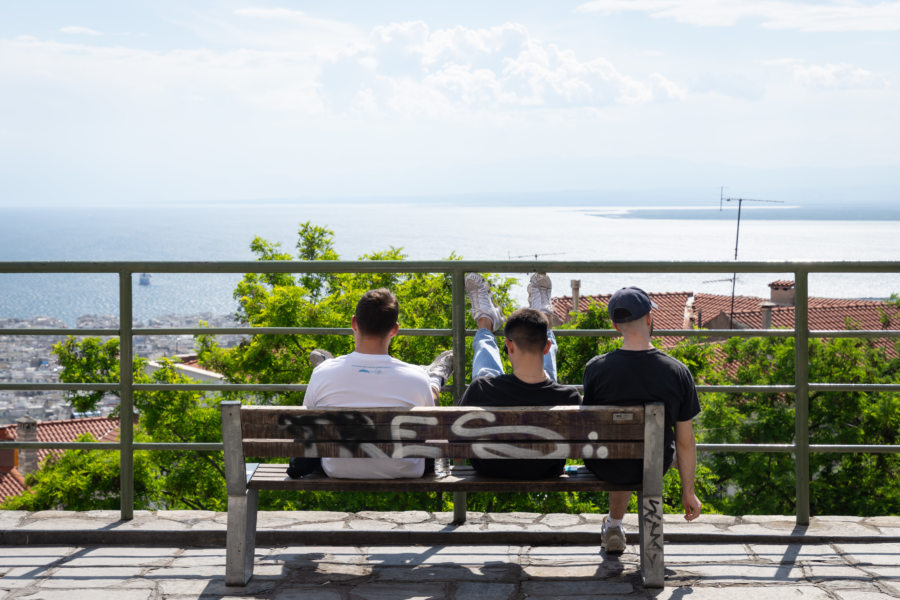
[642,496,664,565]
[277,412,376,452]
[277,410,612,460]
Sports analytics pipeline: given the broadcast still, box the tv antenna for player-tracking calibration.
[719,187,783,327]
[507,251,567,260]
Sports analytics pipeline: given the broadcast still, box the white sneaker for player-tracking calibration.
[309,348,334,368]
[465,273,505,331]
[601,516,626,554]
[422,350,454,393]
[527,272,554,323]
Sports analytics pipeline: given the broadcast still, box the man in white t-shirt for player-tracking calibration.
[290,288,451,479]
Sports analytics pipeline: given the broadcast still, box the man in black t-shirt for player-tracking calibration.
[459,272,582,479]
[582,286,702,554]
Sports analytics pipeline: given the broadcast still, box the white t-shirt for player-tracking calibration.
[303,351,434,479]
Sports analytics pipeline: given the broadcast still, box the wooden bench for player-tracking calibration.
[221,401,666,588]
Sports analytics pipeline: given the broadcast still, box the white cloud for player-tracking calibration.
[576,0,900,32]
[317,21,681,114]
[0,36,325,113]
[59,26,101,36]
[775,59,891,90]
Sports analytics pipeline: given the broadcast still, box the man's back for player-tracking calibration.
[582,348,700,477]
[304,351,434,478]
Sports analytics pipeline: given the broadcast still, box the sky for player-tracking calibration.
[1,1,898,206]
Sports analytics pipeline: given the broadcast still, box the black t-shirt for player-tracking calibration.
[582,348,701,465]
[459,373,582,479]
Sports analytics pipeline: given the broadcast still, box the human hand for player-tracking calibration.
[683,491,702,521]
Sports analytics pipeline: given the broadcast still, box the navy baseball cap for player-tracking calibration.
[608,286,658,323]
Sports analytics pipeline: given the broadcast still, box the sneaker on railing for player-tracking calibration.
[527,272,555,324]
[422,350,454,394]
[601,516,626,554]
[309,348,334,368]
[465,273,505,331]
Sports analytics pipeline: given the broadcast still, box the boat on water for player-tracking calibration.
[139,273,151,286]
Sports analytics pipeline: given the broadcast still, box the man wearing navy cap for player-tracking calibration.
[582,286,702,554]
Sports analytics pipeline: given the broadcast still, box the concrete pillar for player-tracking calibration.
[15,416,38,475]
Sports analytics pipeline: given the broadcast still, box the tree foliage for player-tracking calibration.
[699,334,900,515]
[0,433,159,511]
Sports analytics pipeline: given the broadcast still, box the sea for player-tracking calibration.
[1,197,898,326]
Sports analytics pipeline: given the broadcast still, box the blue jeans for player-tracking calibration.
[472,328,558,381]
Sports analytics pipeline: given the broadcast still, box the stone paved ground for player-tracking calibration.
[1,511,898,599]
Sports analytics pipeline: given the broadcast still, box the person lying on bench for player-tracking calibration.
[286,288,453,479]
[582,285,702,554]
[458,272,582,479]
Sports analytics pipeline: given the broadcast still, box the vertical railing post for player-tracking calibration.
[793,270,810,525]
[451,268,466,403]
[450,267,468,522]
[119,271,135,520]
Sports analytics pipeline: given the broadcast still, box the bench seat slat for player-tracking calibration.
[246,463,639,493]
[241,440,645,460]
[241,423,646,441]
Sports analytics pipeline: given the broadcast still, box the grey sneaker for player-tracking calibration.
[423,350,454,393]
[309,348,334,368]
[527,272,554,323]
[465,273,505,331]
[601,516,626,554]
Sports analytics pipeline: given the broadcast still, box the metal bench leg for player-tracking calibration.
[452,491,467,524]
[225,489,258,586]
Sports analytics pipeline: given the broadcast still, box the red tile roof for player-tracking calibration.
[0,469,25,504]
[551,282,899,352]
[0,416,123,503]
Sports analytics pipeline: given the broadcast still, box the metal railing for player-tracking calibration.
[2,260,899,524]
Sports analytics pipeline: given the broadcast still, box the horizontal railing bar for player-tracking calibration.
[0,328,117,336]
[698,444,793,452]
[134,442,223,451]
[5,326,897,339]
[3,259,899,274]
[0,441,222,451]
[698,444,900,454]
[811,445,900,453]
[0,442,121,450]
[809,330,900,338]
[0,383,119,391]
[809,383,900,392]
[697,385,794,393]
[130,327,453,337]
[5,382,896,394]
[135,383,308,392]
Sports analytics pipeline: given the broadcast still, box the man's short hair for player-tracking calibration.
[504,308,549,354]
[355,288,399,337]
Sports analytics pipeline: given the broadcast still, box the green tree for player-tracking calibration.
[699,334,900,515]
[197,222,515,410]
[1,433,159,511]
[37,342,227,511]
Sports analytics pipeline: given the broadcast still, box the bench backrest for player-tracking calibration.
[222,402,662,463]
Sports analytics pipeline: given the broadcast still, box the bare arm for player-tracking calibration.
[675,419,702,521]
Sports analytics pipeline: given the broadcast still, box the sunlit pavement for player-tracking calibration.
[1,511,898,599]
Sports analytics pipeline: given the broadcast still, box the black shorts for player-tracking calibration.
[583,456,674,486]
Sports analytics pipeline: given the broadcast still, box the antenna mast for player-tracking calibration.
[719,187,783,327]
